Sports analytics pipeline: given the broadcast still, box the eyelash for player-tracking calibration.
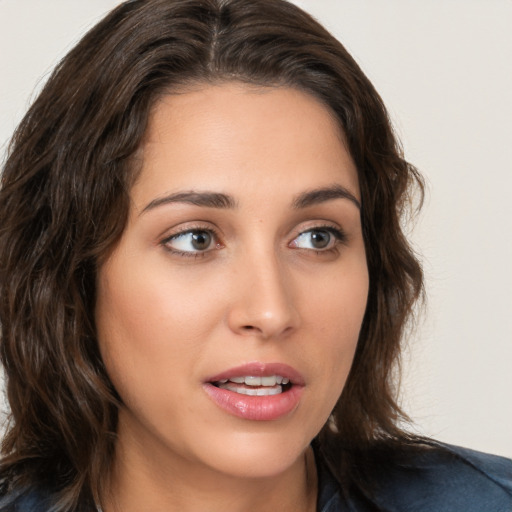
[160,224,347,258]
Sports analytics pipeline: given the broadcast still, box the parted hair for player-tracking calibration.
[0,0,424,510]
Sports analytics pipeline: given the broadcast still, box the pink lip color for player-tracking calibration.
[203,362,305,421]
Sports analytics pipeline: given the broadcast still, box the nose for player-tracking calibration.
[226,251,301,340]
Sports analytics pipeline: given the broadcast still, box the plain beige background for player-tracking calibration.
[1,0,511,457]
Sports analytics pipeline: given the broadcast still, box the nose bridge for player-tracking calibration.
[228,241,299,339]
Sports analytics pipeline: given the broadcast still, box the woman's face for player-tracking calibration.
[95,83,368,480]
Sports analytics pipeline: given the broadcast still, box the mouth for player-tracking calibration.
[211,374,293,396]
[204,362,304,421]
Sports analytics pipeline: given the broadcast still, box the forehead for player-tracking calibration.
[133,82,359,207]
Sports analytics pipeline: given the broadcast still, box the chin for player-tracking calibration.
[189,428,314,480]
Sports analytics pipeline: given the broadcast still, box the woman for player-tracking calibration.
[0,0,510,511]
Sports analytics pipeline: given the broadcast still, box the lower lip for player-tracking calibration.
[203,383,304,421]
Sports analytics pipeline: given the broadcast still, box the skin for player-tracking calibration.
[95,83,369,512]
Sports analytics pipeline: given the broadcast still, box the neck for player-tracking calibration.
[102,427,317,512]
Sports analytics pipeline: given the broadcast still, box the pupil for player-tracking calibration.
[311,230,330,249]
[192,231,211,250]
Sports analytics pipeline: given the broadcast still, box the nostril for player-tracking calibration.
[242,325,255,331]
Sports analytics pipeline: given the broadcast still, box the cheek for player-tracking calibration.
[97,254,221,344]
[307,254,368,335]
[305,258,368,388]
[94,253,225,404]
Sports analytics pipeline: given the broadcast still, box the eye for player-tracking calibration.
[162,229,217,254]
[290,227,344,251]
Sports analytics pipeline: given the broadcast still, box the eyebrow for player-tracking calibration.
[140,183,360,215]
[292,185,361,210]
[141,191,237,214]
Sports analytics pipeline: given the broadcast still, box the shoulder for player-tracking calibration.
[317,441,512,512]
[0,486,53,512]
[369,442,512,512]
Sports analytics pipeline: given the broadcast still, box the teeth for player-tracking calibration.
[214,373,292,396]
[218,383,283,396]
[244,376,262,386]
[223,375,288,386]
[261,375,278,386]
[256,386,281,396]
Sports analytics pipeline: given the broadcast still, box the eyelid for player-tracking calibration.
[291,222,347,241]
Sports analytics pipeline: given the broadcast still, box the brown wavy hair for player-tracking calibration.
[0,0,424,509]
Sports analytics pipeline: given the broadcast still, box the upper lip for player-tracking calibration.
[206,362,305,386]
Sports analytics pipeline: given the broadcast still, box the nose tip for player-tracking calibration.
[238,311,296,339]
[227,264,300,340]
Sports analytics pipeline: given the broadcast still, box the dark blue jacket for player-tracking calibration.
[317,443,512,512]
